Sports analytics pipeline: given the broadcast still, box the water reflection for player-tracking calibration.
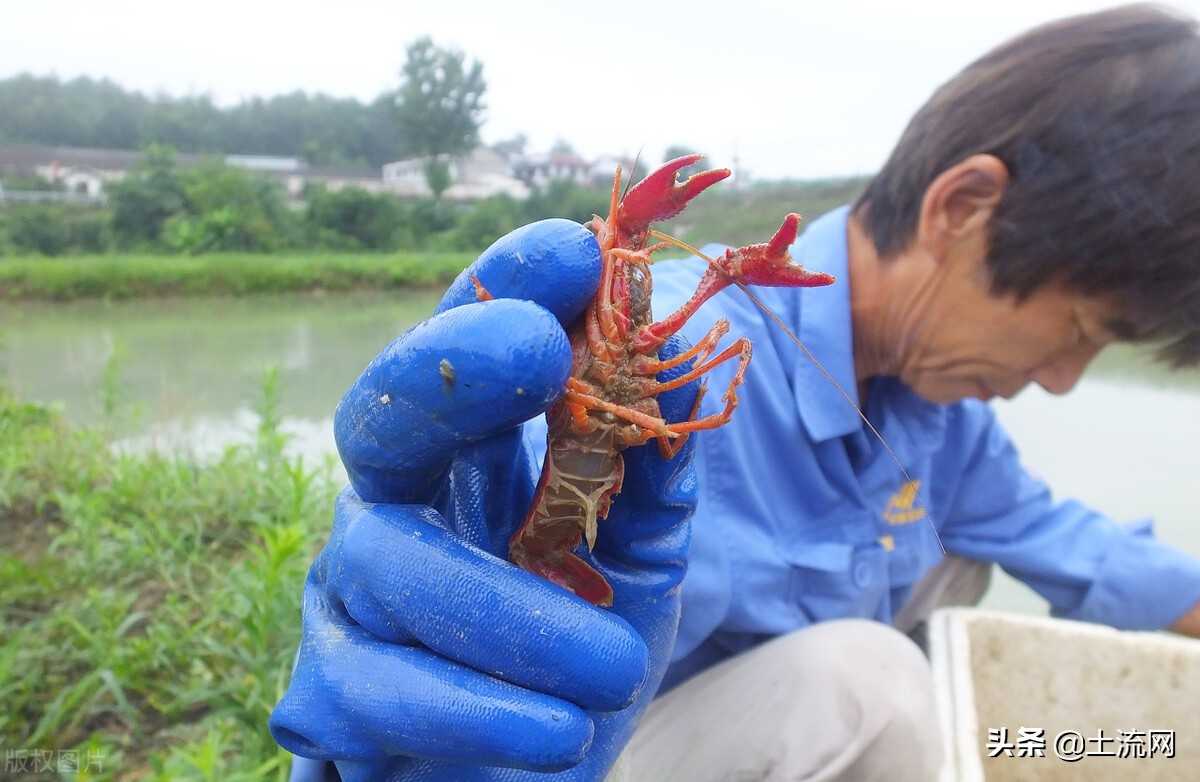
[1,290,441,431]
[3,291,1197,618]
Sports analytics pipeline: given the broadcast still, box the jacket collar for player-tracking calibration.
[790,206,862,442]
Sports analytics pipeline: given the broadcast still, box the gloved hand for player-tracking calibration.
[269,218,700,781]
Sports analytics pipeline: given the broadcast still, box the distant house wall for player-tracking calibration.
[383,147,530,200]
[380,158,427,196]
[512,153,592,188]
[306,176,389,195]
[225,155,303,173]
[58,169,106,197]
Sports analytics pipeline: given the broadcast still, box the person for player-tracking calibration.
[270,5,1200,780]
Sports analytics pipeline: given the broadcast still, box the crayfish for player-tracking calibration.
[501,155,836,607]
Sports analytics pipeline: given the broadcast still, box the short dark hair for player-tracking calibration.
[855,4,1200,366]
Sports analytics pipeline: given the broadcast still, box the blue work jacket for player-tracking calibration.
[646,206,1200,688]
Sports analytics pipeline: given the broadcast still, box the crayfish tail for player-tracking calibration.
[512,547,615,607]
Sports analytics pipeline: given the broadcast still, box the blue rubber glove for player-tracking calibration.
[269,218,700,781]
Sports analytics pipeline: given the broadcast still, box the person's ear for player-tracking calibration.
[916,154,1009,260]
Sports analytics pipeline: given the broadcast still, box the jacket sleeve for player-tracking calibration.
[937,401,1200,630]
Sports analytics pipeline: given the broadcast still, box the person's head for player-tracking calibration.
[853,3,1200,404]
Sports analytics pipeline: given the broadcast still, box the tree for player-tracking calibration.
[391,37,487,197]
[0,74,410,167]
[422,159,453,200]
[109,145,187,246]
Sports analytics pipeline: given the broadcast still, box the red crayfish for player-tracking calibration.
[499,155,836,607]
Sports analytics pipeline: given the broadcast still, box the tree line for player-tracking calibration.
[0,73,403,167]
[0,37,487,170]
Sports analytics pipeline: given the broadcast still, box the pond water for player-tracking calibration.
[3,291,1197,617]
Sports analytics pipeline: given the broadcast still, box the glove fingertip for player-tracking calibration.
[335,299,572,504]
[437,219,602,325]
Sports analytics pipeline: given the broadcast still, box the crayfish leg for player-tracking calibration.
[657,379,708,460]
[653,336,752,396]
[663,338,753,436]
[634,318,730,375]
[565,379,677,439]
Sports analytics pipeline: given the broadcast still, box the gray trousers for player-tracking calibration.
[609,556,991,782]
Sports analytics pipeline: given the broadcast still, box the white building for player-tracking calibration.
[511,152,593,188]
[382,147,529,200]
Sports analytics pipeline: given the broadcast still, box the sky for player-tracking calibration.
[4,0,1200,179]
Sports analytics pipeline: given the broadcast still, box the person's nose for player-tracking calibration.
[1030,343,1103,395]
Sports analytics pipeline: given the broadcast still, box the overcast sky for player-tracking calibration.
[4,0,1199,179]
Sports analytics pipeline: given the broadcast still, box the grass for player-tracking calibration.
[0,373,337,780]
[0,251,475,301]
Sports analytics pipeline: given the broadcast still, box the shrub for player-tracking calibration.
[4,205,71,255]
[62,209,112,253]
[443,194,523,250]
[110,147,296,253]
[303,186,404,250]
[520,179,608,225]
[108,145,187,248]
[0,205,112,256]
[167,162,296,253]
[0,173,62,192]
[400,198,459,249]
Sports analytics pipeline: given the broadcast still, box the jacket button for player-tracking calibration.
[852,559,873,588]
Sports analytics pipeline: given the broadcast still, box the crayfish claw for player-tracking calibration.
[723,214,837,289]
[766,213,803,260]
[619,154,731,236]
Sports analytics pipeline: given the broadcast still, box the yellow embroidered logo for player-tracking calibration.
[883,480,926,525]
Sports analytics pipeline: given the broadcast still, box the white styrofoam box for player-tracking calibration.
[929,608,1200,781]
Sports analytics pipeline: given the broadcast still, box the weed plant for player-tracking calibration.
[0,374,337,780]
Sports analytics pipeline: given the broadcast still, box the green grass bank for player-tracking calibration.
[0,251,475,301]
[0,377,334,780]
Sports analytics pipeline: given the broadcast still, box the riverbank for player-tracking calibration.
[0,250,474,300]
[0,379,334,779]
